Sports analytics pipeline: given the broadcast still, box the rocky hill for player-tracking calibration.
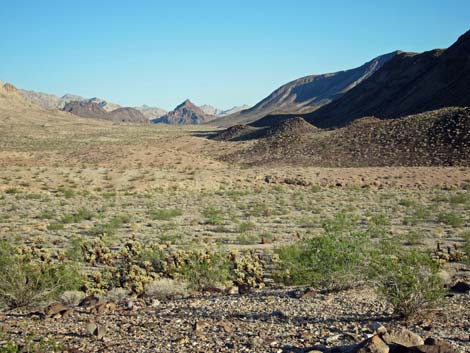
[210,52,398,127]
[63,101,148,123]
[200,104,251,117]
[222,107,470,167]
[154,99,215,124]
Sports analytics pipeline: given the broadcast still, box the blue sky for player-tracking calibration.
[0,0,468,110]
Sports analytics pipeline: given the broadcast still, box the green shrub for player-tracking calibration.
[463,231,470,266]
[203,207,223,225]
[449,193,470,205]
[151,208,182,221]
[369,243,444,318]
[61,208,95,223]
[0,242,82,309]
[238,221,256,233]
[437,212,465,227]
[47,223,64,231]
[180,250,230,291]
[274,213,366,291]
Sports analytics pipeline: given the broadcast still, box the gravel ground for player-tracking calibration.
[1,288,468,352]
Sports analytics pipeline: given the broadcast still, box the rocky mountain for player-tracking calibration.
[294,30,470,128]
[153,99,215,124]
[210,52,398,127]
[134,105,167,120]
[63,101,148,123]
[19,89,167,119]
[200,104,250,117]
[19,89,121,112]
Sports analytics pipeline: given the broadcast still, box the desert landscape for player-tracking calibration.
[0,3,469,353]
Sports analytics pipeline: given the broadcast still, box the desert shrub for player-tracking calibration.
[47,223,64,231]
[61,208,95,223]
[238,221,256,233]
[403,205,432,225]
[274,213,367,291]
[464,231,470,266]
[203,207,224,225]
[368,242,445,318]
[236,234,261,245]
[448,192,470,205]
[437,212,465,227]
[179,250,230,291]
[151,208,182,221]
[0,241,82,309]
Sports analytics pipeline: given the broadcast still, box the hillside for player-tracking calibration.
[63,101,148,123]
[221,107,470,167]
[210,52,398,127]
[154,99,215,124]
[299,30,470,128]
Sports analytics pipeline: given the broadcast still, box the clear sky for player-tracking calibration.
[0,0,468,111]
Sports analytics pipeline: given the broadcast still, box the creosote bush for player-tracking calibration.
[0,241,82,309]
[274,212,367,291]
[368,240,445,318]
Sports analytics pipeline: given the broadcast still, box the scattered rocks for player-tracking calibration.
[79,295,100,307]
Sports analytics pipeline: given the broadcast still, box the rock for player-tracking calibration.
[300,288,317,299]
[437,270,452,286]
[370,322,387,335]
[79,295,100,307]
[357,335,390,353]
[225,286,239,295]
[219,321,234,334]
[87,322,106,339]
[382,327,424,347]
[450,281,470,293]
[44,303,69,318]
[90,302,118,315]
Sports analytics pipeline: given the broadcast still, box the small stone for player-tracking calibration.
[357,335,389,353]
[225,286,239,295]
[79,295,100,307]
[383,327,424,347]
[44,303,69,317]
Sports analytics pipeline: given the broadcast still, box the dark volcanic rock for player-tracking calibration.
[154,99,214,125]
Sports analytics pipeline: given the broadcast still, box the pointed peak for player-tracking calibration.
[175,99,196,110]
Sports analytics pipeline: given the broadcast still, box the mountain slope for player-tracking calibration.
[210,51,398,127]
[63,101,148,123]
[154,99,215,124]
[301,30,470,128]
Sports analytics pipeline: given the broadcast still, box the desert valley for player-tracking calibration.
[0,11,469,353]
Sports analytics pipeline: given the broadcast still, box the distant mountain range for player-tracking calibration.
[63,101,148,123]
[210,51,398,127]
[200,104,251,117]
[18,88,248,123]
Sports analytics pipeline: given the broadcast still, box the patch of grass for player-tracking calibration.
[151,208,182,221]
[236,233,261,245]
[61,208,95,223]
[238,221,256,233]
[5,188,21,195]
[437,212,465,227]
[449,193,470,205]
[203,207,224,225]
[47,223,64,231]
